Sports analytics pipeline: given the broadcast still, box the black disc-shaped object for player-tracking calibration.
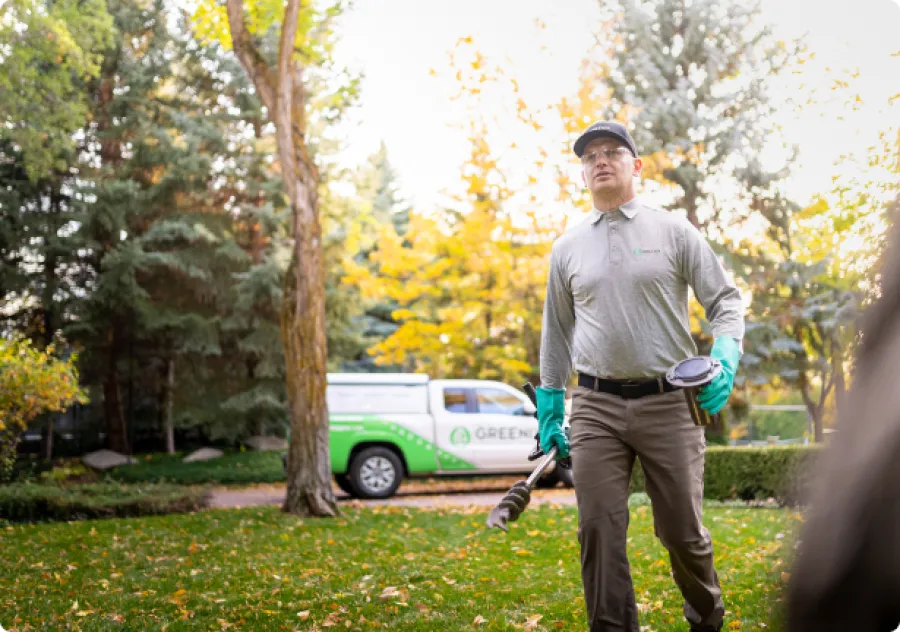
[666,356,723,389]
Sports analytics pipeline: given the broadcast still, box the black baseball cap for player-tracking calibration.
[573,121,639,158]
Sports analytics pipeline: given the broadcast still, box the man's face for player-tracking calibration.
[580,137,641,196]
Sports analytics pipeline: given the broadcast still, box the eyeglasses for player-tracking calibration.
[580,147,634,165]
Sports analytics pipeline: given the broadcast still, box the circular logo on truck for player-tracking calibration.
[449,427,471,446]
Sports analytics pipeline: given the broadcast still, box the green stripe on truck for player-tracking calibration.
[329,416,475,474]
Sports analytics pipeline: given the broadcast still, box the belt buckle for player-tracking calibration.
[620,382,643,399]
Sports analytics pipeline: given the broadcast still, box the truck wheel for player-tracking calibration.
[535,465,575,489]
[557,465,575,488]
[535,469,561,489]
[348,447,403,499]
[334,474,356,497]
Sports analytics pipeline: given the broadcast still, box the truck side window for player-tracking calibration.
[475,388,525,415]
[443,388,469,413]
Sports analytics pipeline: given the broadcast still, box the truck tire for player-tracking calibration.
[334,473,356,497]
[557,465,574,488]
[535,464,575,489]
[348,447,403,499]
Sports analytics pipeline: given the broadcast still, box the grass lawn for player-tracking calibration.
[106,451,286,486]
[0,503,798,631]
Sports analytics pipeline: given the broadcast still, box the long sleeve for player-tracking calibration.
[679,221,745,342]
[540,243,576,389]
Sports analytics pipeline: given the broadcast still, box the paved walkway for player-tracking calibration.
[209,482,577,509]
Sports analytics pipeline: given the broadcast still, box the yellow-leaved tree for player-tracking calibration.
[345,40,563,386]
[1,338,86,482]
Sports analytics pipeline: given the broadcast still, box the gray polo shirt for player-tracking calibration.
[540,197,744,388]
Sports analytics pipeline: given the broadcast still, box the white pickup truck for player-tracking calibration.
[320,373,572,499]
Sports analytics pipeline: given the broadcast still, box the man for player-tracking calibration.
[536,121,744,632]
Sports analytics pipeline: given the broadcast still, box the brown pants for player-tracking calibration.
[569,386,724,632]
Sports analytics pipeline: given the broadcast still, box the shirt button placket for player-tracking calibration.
[609,216,622,265]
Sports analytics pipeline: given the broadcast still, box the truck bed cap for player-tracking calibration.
[326,373,430,386]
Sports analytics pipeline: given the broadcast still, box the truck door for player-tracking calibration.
[432,382,538,473]
[429,385,483,472]
[470,385,538,470]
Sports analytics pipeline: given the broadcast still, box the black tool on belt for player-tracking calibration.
[665,356,723,427]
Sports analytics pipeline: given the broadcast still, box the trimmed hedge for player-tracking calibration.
[108,451,284,485]
[105,445,820,506]
[631,445,821,506]
[0,482,211,523]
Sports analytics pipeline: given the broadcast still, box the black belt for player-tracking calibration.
[578,373,677,399]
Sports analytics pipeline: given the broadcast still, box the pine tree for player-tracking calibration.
[0,128,92,460]
[600,0,798,231]
[70,0,265,453]
[217,109,291,440]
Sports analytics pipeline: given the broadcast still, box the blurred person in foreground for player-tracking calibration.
[536,121,745,632]
[786,204,900,631]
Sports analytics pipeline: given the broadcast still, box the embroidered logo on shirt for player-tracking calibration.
[633,248,661,256]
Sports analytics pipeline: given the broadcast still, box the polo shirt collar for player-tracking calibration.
[589,197,643,224]
[619,197,642,219]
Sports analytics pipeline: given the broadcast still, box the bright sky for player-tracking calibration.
[331,0,899,214]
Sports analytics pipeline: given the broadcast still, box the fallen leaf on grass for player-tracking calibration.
[322,611,342,627]
[524,614,543,630]
[297,611,310,619]
[380,586,399,600]
[473,615,486,625]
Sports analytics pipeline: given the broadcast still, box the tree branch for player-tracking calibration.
[272,0,302,206]
[798,369,815,411]
[224,0,277,114]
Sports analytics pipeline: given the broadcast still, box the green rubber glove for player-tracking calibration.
[697,336,742,415]
[535,387,570,459]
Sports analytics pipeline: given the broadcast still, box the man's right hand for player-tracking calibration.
[536,387,570,459]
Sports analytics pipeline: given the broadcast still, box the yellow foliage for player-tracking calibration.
[729,423,749,441]
[191,0,323,59]
[350,73,559,383]
[1,337,88,479]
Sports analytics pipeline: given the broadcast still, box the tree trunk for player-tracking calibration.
[41,197,59,462]
[225,0,336,517]
[810,406,825,443]
[281,234,336,516]
[165,357,175,455]
[798,369,826,443]
[42,421,54,461]
[833,340,848,416]
[104,328,129,454]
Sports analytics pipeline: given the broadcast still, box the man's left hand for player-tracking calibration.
[697,336,742,415]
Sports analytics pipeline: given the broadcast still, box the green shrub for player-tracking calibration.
[0,482,211,523]
[39,460,96,484]
[107,450,284,485]
[630,445,821,506]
